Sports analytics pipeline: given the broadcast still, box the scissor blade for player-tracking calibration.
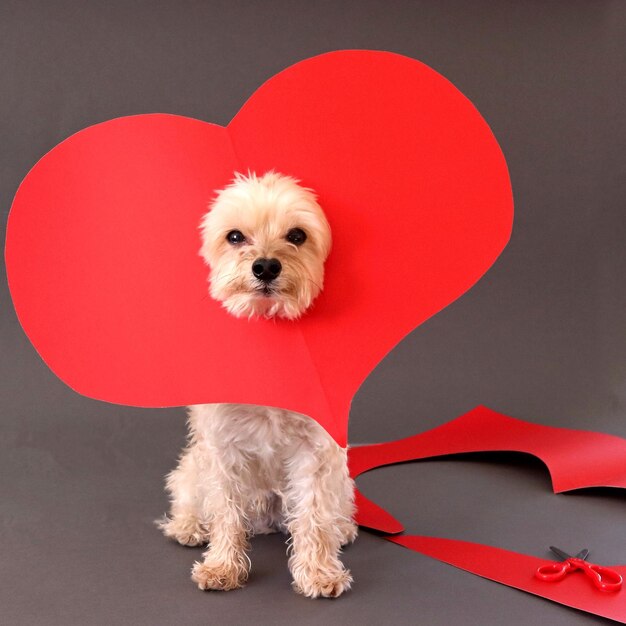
[576,549,590,561]
[550,546,573,561]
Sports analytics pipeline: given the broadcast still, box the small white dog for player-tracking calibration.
[159,171,357,598]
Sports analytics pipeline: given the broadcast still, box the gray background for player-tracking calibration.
[1,1,625,624]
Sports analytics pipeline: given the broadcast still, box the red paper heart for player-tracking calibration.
[5,51,512,445]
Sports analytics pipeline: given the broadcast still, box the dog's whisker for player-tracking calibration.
[305,277,323,293]
[212,270,237,284]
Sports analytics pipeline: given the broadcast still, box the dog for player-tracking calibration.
[158,171,357,598]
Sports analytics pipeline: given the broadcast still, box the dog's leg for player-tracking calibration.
[338,466,358,546]
[250,491,285,535]
[191,457,251,591]
[157,446,210,547]
[285,443,356,598]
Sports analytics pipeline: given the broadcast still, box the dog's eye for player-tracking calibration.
[226,230,246,245]
[286,228,307,246]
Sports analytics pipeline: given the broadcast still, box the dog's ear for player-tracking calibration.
[198,196,226,266]
[198,179,243,264]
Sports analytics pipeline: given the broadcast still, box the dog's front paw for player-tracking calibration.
[157,515,209,547]
[292,567,353,598]
[191,559,248,591]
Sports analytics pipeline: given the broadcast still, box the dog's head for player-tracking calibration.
[200,171,332,320]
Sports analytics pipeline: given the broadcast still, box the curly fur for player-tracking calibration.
[158,172,357,598]
[199,171,331,319]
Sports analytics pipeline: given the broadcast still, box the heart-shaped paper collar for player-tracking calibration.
[5,51,513,445]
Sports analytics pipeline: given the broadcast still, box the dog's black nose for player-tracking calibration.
[252,257,282,282]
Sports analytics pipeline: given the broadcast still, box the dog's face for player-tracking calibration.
[200,172,332,320]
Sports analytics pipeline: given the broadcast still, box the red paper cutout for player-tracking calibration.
[349,407,626,621]
[389,536,626,623]
[353,489,405,535]
[350,406,626,509]
[350,404,626,534]
[5,51,512,445]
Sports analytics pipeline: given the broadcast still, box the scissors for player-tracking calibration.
[535,546,622,593]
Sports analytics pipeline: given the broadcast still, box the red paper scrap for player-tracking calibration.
[349,407,626,621]
[353,489,404,535]
[350,406,626,498]
[389,536,626,623]
[5,51,512,446]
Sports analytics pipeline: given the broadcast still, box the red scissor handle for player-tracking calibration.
[535,560,573,582]
[536,558,623,592]
[574,559,623,593]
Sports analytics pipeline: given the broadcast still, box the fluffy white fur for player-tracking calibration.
[159,172,357,598]
[199,171,331,320]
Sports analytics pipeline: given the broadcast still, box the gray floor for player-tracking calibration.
[1,1,625,624]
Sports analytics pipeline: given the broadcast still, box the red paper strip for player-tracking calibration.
[353,489,404,535]
[388,536,626,623]
[349,406,626,495]
[349,407,626,621]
